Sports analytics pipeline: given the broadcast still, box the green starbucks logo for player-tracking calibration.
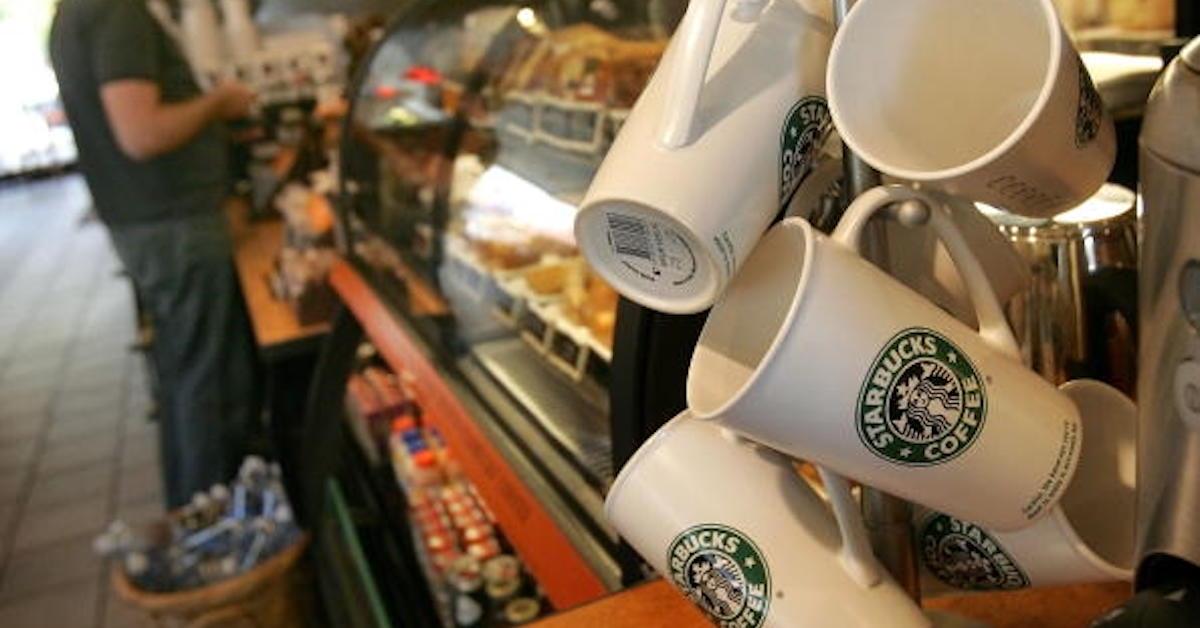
[856,328,987,466]
[780,96,833,210]
[920,513,1030,591]
[1075,57,1103,148]
[668,524,771,627]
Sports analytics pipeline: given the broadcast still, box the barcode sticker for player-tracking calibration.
[604,212,697,287]
[607,214,654,261]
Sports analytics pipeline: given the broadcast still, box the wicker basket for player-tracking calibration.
[111,534,315,628]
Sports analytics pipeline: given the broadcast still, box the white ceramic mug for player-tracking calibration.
[917,379,1135,592]
[576,0,835,314]
[181,0,228,78]
[688,185,1083,532]
[827,0,1115,218]
[605,412,931,628]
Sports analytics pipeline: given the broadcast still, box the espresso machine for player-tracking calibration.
[1138,36,1200,588]
[1092,36,1200,626]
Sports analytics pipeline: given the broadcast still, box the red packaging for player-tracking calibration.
[460,524,494,545]
[431,548,461,574]
[425,532,455,554]
[390,416,417,434]
[452,508,488,530]
[446,497,473,516]
[363,367,410,419]
[465,537,502,562]
[416,508,452,533]
[466,484,497,522]
[440,485,466,501]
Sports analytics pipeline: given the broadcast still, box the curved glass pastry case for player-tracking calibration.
[313,1,702,625]
[341,0,684,479]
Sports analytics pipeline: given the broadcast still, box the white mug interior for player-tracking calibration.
[688,220,810,416]
[1056,380,1137,573]
[829,0,1059,179]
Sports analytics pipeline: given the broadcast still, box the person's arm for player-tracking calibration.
[100,80,254,161]
[90,0,255,161]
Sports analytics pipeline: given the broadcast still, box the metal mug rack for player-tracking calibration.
[830,0,920,602]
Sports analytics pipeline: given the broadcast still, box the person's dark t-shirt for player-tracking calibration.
[50,0,228,226]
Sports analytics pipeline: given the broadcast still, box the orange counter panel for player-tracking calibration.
[532,580,708,628]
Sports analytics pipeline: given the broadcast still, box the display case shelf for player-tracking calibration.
[330,259,614,609]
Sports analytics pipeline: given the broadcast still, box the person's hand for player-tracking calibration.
[212,80,257,120]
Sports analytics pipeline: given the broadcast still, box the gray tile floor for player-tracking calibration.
[0,175,164,628]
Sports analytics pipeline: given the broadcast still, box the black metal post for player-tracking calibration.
[831,0,922,604]
[1180,0,1199,38]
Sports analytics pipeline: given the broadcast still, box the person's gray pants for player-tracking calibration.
[108,210,261,508]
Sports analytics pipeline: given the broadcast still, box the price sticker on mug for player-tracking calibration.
[603,212,699,287]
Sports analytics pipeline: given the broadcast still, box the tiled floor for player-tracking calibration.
[0,175,163,628]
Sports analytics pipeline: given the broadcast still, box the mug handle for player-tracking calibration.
[658,0,727,148]
[810,185,1022,590]
[818,467,884,588]
[832,185,1021,359]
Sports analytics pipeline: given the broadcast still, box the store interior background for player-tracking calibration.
[0,3,382,626]
[0,0,1194,627]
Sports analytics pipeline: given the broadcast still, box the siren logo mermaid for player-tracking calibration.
[1076,57,1103,148]
[668,524,771,628]
[920,512,1030,590]
[780,96,832,210]
[856,328,988,466]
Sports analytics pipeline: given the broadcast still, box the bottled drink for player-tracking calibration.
[502,598,541,626]
[448,557,487,628]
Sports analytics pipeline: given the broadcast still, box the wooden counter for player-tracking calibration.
[532,579,1130,627]
[925,581,1130,627]
[532,581,708,628]
[226,201,330,360]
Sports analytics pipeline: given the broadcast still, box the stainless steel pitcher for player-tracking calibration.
[1137,37,1200,588]
[983,184,1138,394]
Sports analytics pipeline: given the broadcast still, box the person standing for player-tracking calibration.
[50,0,261,508]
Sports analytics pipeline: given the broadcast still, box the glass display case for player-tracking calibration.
[340,0,684,491]
[316,2,703,624]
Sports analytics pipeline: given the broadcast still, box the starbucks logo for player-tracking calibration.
[920,513,1030,591]
[668,524,771,628]
[856,328,987,466]
[780,96,833,210]
[1075,57,1103,148]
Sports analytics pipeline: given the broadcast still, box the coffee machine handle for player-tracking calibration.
[832,185,1022,360]
[658,0,729,148]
